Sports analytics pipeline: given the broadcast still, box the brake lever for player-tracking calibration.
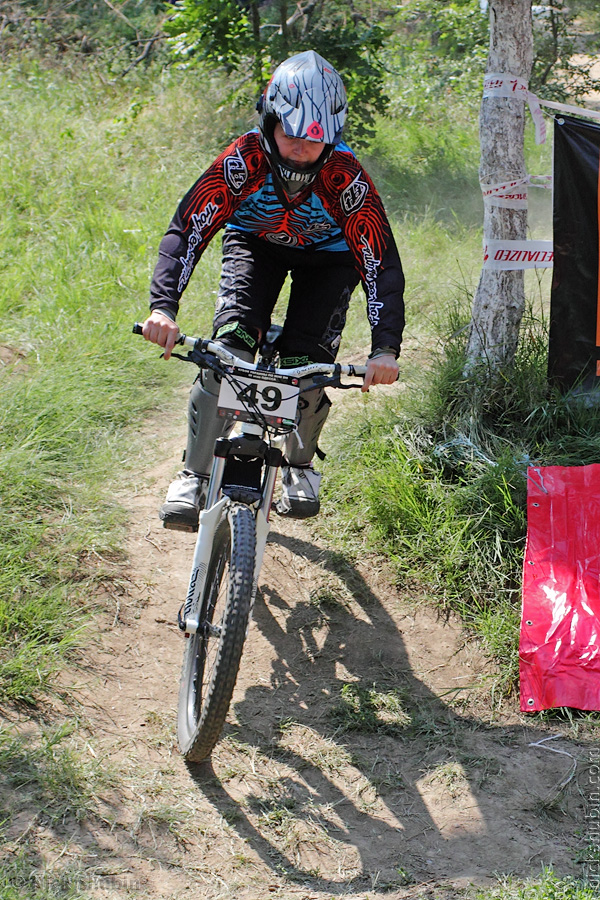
[299,375,364,393]
[188,344,222,371]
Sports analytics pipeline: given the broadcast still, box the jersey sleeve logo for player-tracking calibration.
[223,147,248,195]
[177,203,219,291]
[360,235,384,325]
[340,172,369,215]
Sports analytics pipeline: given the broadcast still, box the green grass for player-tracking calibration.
[0,720,107,823]
[329,682,412,734]
[366,96,482,227]
[469,870,600,900]
[321,293,600,694]
[0,720,111,900]
[0,61,232,701]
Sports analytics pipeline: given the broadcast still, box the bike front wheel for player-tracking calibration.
[177,503,256,762]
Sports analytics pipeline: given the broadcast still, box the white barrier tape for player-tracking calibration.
[483,73,547,144]
[481,178,529,209]
[527,92,547,146]
[483,72,529,99]
[480,175,553,209]
[483,239,554,270]
[528,175,553,188]
[484,74,600,145]
[538,97,600,125]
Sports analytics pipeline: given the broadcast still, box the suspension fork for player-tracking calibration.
[182,433,283,632]
[179,434,232,633]
[181,496,228,634]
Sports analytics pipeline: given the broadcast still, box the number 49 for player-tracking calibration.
[237,382,283,412]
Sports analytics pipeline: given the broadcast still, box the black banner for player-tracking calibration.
[549,115,600,392]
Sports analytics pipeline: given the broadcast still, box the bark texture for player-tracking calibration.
[466,0,533,372]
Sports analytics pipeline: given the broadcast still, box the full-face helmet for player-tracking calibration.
[258,50,348,189]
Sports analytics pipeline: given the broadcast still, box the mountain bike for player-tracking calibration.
[134,322,366,763]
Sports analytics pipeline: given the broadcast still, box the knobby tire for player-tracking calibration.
[177,503,256,763]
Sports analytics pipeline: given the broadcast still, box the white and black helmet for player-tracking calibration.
[258,50,348,188]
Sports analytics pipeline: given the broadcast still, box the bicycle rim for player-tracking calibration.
[177,504,256,762]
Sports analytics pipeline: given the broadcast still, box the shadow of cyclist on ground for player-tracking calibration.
[188,528,587,893]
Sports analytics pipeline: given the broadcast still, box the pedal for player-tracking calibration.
[162,519,198,533]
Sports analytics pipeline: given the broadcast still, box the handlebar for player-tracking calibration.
[133,322,367,380]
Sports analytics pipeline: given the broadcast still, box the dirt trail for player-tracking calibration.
[10,406,590,899]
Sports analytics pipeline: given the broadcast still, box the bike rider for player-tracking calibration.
[142,50,405,530]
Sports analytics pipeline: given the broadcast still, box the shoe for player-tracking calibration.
[159,471,207,532]
[275,465,322,519]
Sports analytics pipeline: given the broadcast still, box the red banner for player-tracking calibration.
[520,464,600,712]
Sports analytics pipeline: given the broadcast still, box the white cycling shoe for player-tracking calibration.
[159,471,207,532]
[275,465,322,519]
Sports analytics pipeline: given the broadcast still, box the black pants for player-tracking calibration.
[185,230,360,476]
[213,229,360,363]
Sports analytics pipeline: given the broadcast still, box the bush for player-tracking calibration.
[323,300,600,690]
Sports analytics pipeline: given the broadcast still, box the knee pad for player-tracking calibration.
[185,347,254,476]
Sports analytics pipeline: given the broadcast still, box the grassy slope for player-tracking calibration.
[0,61,228,702]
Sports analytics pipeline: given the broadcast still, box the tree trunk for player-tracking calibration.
[249,0,260,43]
[280,0,288,54]
[465,0,533,372]
[249,0,262,83]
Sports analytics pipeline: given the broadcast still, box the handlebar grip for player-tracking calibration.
[132,322,144,335]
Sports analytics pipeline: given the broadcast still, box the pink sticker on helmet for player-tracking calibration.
[307,121,325,140]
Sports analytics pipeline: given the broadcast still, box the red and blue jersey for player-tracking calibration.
[150,131,405,352]
[227,167,348,252]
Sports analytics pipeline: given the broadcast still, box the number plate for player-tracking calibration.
[217,367,299,425]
